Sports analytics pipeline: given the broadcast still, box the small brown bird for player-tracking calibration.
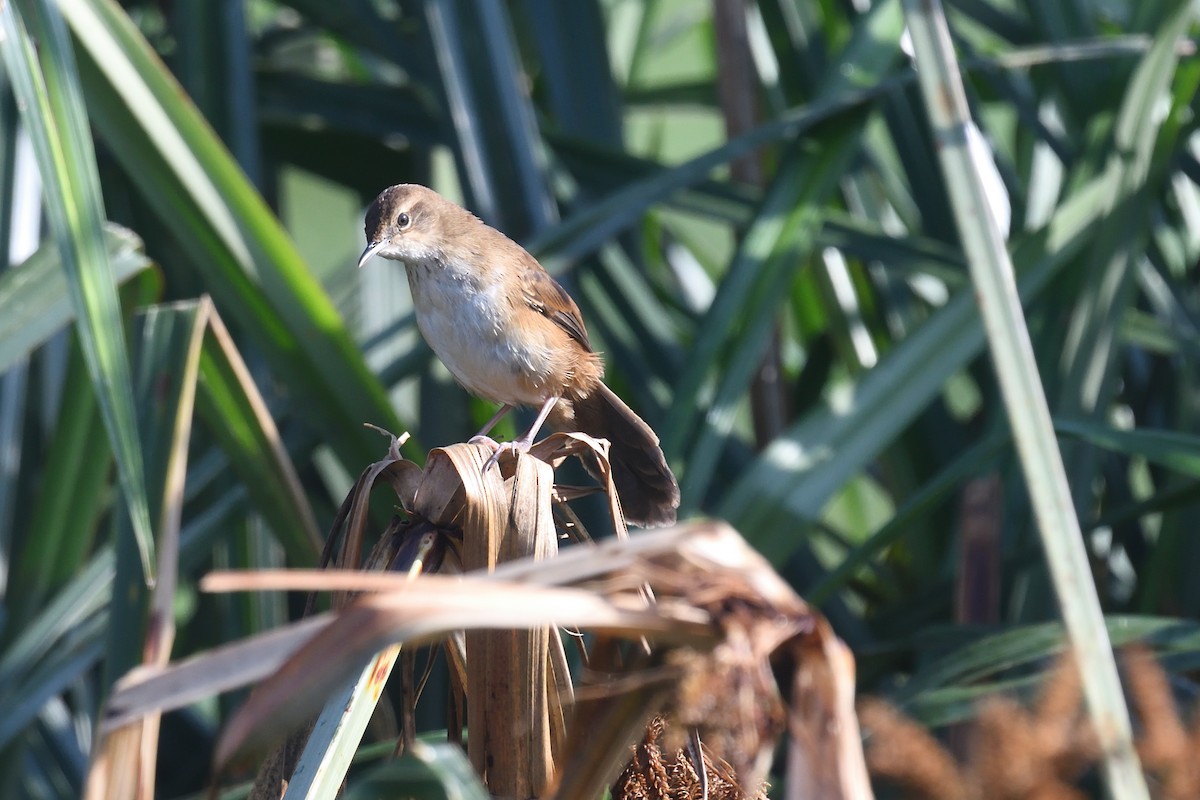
[358,184,680,526]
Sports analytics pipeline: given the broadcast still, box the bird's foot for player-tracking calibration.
[468,434,501,451]
[481,437,534,473]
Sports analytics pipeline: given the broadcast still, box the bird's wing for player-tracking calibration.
[519,257,592,351]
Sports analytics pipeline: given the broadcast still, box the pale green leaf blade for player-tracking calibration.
[1,0,154,576]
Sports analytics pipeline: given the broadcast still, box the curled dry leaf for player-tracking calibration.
[102,615,335,731]
[213,578,707,768]
[102,436,867,800]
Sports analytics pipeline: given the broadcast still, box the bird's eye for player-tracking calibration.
[397,212,412,230]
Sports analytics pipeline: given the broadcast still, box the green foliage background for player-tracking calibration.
[2,0,1200,796]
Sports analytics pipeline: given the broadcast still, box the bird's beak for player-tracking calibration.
[357,240,384,270]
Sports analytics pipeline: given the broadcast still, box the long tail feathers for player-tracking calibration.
[567,385,679,527]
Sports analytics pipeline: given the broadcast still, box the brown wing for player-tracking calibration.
[519,257,592,351]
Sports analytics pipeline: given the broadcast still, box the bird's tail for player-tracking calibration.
[562,384,679,527]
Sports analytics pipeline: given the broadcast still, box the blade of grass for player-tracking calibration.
[109,299,206,795]
[0,119,38,602]
[1054,14,1200,505]
[170,0,261,185]
[12,333,109,619]
[900,1,1195,796]
[1055,419,1200,478]
[105,299,211,688]
[9,271,162,625]
[717,100,1177,561]
[59,0,403,470]
[0,362,24,601]
[0,551,114,730]
[893,616,1200,710]
[719,191,1087,556]
[2,0,155,578]
[282,645,402,799]
[665,0,904,503]
[528,77,905,269]
[275,0,409,67]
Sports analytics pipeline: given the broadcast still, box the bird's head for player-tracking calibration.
[358,184,470,269]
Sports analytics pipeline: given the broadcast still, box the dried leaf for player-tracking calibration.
[212,580,707,767]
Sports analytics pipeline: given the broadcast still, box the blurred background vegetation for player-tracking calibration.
[2,0,1200,796]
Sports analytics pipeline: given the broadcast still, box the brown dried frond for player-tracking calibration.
[1126,646,1188,767]
[861,646,1200,800]
[665,614,787,784]
[1124,646,1200,798]
[858,698,965,800]
[612,715,768,800]
[862,656,1096,800]
[583,529,866,800]
[1029,656,1095,786]
[595,538,831,792]
[110,425,868,800]
[973,697,1037,799]
[972,697,1085,800]
[1032,653,1079,722]
[1181,680,1200,799]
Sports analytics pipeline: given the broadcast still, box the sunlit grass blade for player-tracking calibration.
[282,645,402,799]
[1,0,155,578]
[718,158,1153,564]
[900,1,1198,796]
[59,0,402,470]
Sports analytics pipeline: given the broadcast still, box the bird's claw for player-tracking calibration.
[481,438,532,473]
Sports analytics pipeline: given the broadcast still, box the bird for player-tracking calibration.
[358,184,680,527]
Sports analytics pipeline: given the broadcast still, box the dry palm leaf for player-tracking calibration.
[100,433,867,799]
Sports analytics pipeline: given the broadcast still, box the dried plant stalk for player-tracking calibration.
[444,445,562,796]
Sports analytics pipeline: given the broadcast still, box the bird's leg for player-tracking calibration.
[482,396,558,472]
[468,404,514,451]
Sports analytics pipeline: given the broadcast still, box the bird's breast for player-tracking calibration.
[405,261,561,407]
